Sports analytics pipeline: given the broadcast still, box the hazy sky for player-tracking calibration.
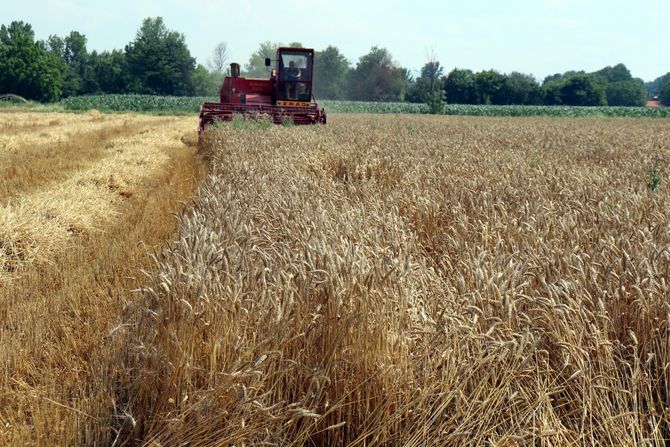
[4,0,669,81]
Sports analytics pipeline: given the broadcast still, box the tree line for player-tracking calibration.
[0,18,220,102]
[312,52,668,108]
[1,18,669,107]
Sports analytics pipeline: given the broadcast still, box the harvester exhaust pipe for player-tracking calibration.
[230,63,240,78]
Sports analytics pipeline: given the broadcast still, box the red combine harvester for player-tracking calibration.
[198,47,326,134]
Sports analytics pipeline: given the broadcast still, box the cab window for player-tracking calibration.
[279,52,312,101]
[280,53,312,81]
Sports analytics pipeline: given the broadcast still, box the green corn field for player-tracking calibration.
[60,94,670,118]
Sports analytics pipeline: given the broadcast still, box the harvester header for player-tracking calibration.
[198,47,326,134]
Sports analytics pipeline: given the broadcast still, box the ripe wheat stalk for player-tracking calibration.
[111,115,670,446]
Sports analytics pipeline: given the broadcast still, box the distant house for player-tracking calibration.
[646,96,664,108]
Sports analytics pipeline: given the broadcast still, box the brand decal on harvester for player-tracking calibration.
[276,101,311,108]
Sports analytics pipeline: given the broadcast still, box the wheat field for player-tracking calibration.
[116,115,670,446]
[2,112,670,446]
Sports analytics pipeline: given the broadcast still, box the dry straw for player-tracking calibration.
[0,112,205,446]
[0,113,193,279]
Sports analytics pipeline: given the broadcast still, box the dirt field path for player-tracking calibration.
[0,111,206,445]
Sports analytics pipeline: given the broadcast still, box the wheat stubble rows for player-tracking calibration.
[2,113,670,446]
[0,111,206,445]
[0,111,201,277]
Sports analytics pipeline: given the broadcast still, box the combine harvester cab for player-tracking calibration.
[199,47,327,135]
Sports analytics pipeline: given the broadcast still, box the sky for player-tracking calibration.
[4,0,669,82]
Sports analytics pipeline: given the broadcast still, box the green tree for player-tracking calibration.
[47,31,93,96]
[46,34,64,58]
[420,61,444,90]
[646,73,670,98]
[50,31,89,97]
[193,64,225,96]
[423,87,446,114]
[348,47,408,101]
[594,63,632,83]
[314,45,350,100]
[560,74,606,106]
[0,21,63,101]
[504,72,542,105]
[244,41,282,77]
[543,71,584,85]
[394,66,413,101]
[605,79,646,106]
[407,60,445,103]
[405,77,422,103]
[90,50,129,93]
[473,70,507,104]
[660,80,670,106]
[125,17,196,95]
[542,80,564,105]
[543,73,564,84]
[80,50,100,93]
[445,68,476,104]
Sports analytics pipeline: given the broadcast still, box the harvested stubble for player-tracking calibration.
[0,110,117,149]
[113,115,670,445]
[0,114,194,278]
[0,111,181,202]
[0,112,207,446]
